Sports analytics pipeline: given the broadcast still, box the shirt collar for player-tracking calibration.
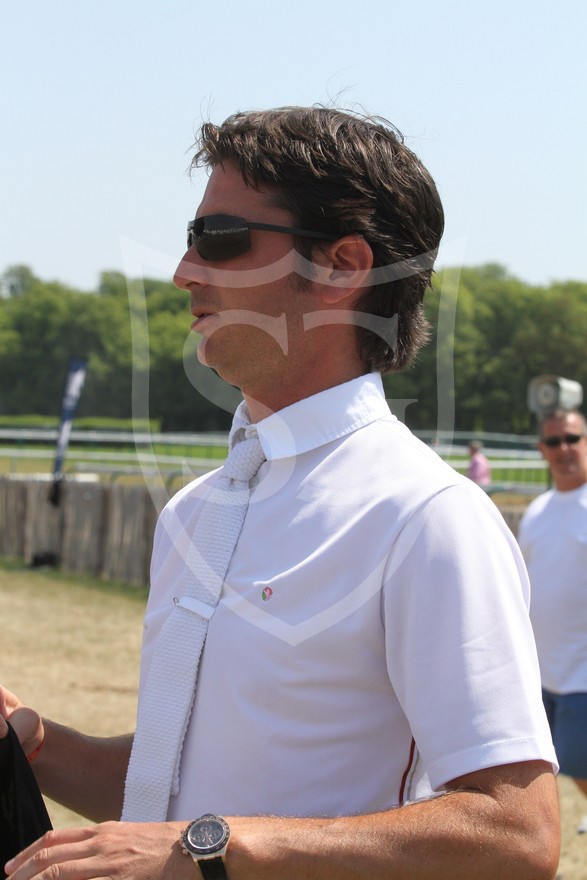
[229,373,392,460]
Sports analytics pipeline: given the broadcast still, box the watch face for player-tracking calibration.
[185,815,229,855]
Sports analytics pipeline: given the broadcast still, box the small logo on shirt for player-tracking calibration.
[261,587,273,601]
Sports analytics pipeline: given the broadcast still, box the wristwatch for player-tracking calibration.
[180,814,230,879]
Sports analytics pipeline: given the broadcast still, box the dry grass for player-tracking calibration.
[1,561,586,876]
[0,561,146,828]
[558,775,587,879]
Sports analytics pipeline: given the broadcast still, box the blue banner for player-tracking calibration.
[48,358,88,506]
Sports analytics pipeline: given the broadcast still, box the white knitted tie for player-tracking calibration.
[121,430,265,821]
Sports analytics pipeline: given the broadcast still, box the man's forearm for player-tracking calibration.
[3,763,558,880]
[224,762,559,880]
[32,720,132,822]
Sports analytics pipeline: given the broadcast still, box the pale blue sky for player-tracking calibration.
[2,0,585,291]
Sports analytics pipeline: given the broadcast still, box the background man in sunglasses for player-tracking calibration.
[1,106,559,880]
[518,408,587,833]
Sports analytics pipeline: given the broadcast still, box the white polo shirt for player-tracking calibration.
[518,484,587,694]
[140,373,555,820]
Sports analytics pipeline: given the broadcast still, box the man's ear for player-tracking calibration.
[312,235,373,304]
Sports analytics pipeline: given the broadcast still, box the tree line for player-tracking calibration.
[1,263,586,435]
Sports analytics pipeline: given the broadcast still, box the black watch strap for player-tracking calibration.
[198,858,228,880]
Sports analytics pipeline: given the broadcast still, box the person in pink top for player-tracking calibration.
[467,440,491,486]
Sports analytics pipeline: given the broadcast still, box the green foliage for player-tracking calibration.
[74,417,161,432]
[0,265,233,432]
[0,415,61,429]
[387,264,587,433]
[0,415,160,431]
[0,264,37,297]
[1,263,586,434]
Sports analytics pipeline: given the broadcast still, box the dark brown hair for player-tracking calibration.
[190,106,444,373]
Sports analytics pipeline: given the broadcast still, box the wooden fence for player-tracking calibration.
[0,476,169,587]
[0,475,528,589]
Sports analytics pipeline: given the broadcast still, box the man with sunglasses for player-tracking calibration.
[518,408,587,833]
[1,106,559,880]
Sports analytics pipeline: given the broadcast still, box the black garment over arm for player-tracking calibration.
[0,722,52,877]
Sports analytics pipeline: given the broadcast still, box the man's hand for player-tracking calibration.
[4,822,188,880]
[2,685,132,823]
[0,686,44,758]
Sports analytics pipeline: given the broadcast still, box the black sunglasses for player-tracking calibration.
[541,433,585,448]
[186,214,338,262]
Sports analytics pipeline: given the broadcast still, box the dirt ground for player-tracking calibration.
[0,564,145,828]
[1,562,586,877]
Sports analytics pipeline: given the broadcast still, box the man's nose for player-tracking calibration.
[173,249,207,291]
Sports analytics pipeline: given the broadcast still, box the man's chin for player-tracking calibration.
[196,342,234,386]
[196,338,212,368]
